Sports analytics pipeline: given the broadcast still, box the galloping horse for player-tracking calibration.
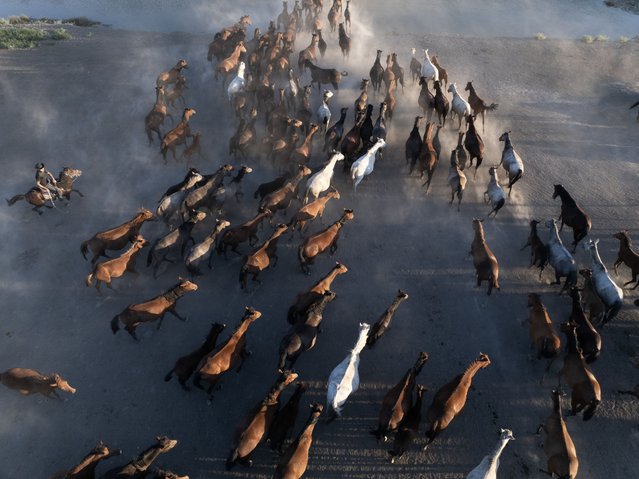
[7,167,82,214]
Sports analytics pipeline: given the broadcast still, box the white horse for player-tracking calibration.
[350,138,386,191]
[304,152,344,203]
[317,90,334,135]
[447,83,472,129]
[466,429,515,479]
[156,171,204,228]
[227,61,246,102]
[420,49,439,84]
[483,167,506,218]
[184,219,230,275]
[583,239,624,325]
[326,322,370,419]
[498,131,524,197]
[546,218,577,294]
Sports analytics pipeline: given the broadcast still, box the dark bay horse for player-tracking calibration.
[553,184,591,252]
[100,436,178,478]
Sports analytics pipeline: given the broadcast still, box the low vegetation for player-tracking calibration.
[534,33,546,41]
[0,27,72,49]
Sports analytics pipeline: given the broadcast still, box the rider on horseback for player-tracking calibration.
[34,163,61,200]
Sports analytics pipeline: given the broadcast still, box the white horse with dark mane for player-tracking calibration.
[583,239,624,325]
[350,138,386,191]
[498,131,524,197]
[448,82,472,129]
[420,49,439,85]
[466,429,515,479]
[546,218,577,294]
[326,322,370,420]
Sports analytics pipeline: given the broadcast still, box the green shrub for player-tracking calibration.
[49,28,72,40]
[8,15,30,25]
[619,36,630,43]
[63,16,100,27]
[0,28,47,48]
[596,34,609,42]
[534,32,546,40]
[582,35,594,44]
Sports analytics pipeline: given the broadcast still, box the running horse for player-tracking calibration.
[100,436,178,478]
[6,167,82,214]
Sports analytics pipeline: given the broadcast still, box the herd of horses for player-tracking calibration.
[2,0,638,478]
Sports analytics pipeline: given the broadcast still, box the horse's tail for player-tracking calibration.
[583,398,600,421]
[85,272,94,287]
[80,240,90,261]
[226,448,239,470]
[146,238,159,266]
[629,100,639,110]
[486,102,498,111]
[6,194,26,206]
[110,315,120,334]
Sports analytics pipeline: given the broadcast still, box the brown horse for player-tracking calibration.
[464,115,484,178]
[552,184,591,252]
[267,382,307,453]
[226,371,298,470]
[157,59,188,87]
[287,262,348,323]
[568,287,601,364]
[418,122,439,193]
[298,209,354,274]
[216,209,273,258]
[521,220,548,279]
[101,436,178,479]
[49,441,122,479]
[0,368,76,398]
[536,390,579,479]
[464,81,498,133]
[260,166,312,215]
[164,322,226,390]
[110,278,198,340]
[423,353,491,452]
[81,208,155,264]
[85,235,148,293]
[273,403,323,478]
[388,385,425,463]
[161,108,196,163]
[7,167,83,214]
[559,322,601,420]
[367,290,410,348]
[525,293,561,381]
[216,42,247,87]
[288,189,340,235]
[371,352,428,442]
[470,219,500,295]
[145,85,173,144]
[194,307,262,395]
[240,224,288,291]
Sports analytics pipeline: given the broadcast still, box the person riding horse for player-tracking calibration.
[34,163,61,201]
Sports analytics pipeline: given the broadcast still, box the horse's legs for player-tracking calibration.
[70,189,84,197]
[481,110,486,134]
[32,206,44,215]
[613,259,623,276]
[169,307,187,322]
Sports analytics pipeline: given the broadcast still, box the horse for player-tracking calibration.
[545,219,577,294]
[448,83,471,130]
[49,441,122,479]
[7,167,83,214]
[100,436,178,478]
[498,131,524,197]
[583,239,624,325]
[110,278,198,340]
[552,184,591,252]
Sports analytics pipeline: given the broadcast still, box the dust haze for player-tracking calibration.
[0,0,638,478]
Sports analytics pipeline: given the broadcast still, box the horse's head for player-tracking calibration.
[552,184,564,199]
[177,277,198,292]
[488,166,498,178]
[155,436,178,453]
[465,80,473,91]
[243,307,262,322]
[133,235,149,248]
[498,131,511,142]
[138,207,156,221]
[51,374,76,394]
[527,292,541,307]
[221,164,234,175]
[342,209,355,222]
[183,108,196,121]
[582,238,598,252]
[499,429,515,441]
[446,82,456,94]
[613,230,630,243]
[61,167,82,179]
[475,352,491,368]
[334,262,349,274]
[176,59,189,70]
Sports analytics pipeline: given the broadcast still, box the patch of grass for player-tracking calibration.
[8,15,30,25]
[582,35,595,44]
[0,26,72,49]
[534,32,546,40]
[0,28,47,48]
[63,17,100,27]
[596,34,609,42]
[619,36,630,43]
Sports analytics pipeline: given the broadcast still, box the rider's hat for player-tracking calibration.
[34,162,44,169]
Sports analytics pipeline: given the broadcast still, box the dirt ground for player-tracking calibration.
[1,9,639,479]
